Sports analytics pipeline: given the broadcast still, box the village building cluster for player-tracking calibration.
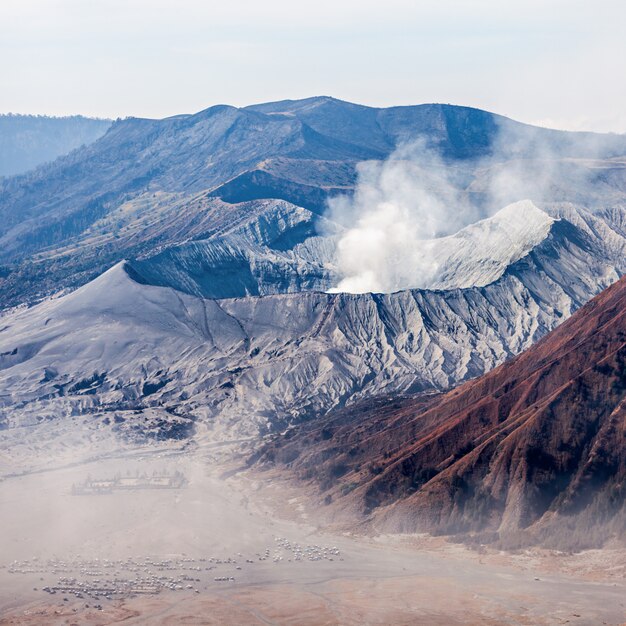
[5,538,343,601]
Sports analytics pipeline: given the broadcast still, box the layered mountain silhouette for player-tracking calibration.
[1,97,626,308]
[256,275,626,548]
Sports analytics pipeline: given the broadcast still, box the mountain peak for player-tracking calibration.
[245,95,347,115]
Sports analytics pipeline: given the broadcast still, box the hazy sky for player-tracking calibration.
[1,0,625,132]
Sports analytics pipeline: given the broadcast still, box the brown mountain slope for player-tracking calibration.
[255,276,626,549]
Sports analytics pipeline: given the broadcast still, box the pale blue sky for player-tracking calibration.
[1,0,625,132]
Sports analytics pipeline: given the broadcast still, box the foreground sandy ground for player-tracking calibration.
[0,579,576,626]
[0,446,624,626]
[3,561,625,626]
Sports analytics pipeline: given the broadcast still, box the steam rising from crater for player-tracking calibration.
[326,142,482,294]
[326,125,609,294]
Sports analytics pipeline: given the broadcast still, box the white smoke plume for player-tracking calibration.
[326,122,615,294]
[326,141,481,294]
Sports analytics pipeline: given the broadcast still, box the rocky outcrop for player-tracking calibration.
[257,277,626,549]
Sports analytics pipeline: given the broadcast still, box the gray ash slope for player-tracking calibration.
[0,201,624,464]
[2,96,626,308]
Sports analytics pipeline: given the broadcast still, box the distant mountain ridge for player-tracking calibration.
[1,97,626,308]
[0,114,111,177]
